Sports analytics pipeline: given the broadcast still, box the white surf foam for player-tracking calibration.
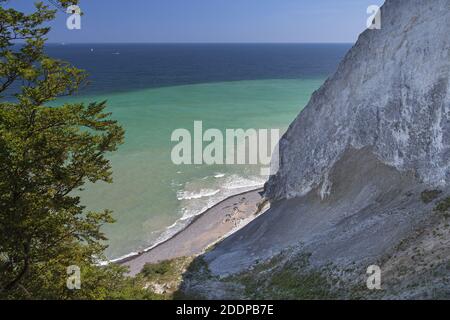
[176,189,221,200]
[108,174,266,264]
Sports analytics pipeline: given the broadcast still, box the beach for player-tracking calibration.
[119,188,267,276]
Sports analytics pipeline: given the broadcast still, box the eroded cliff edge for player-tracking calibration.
[179,0,450,299]
[266,0,450,201]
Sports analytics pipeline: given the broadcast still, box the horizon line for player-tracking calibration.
[45,41,355,45]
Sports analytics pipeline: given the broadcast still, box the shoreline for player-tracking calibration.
[117,187,267,276]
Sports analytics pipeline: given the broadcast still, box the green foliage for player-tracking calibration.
[434,197,450,213]
[141,257,194,299]
[0,1,151,299]
[267,268,334,300]
[421,189,442,204]
[0,0,80,97]
[142,260,174,278]
[224,253,336,300]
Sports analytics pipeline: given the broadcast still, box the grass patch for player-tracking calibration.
[434,197,450,213]
[268,268,334,299]
[139,257,193,299]
[225,253,336,300]
[421,189,442,204]
[142,260,174,278]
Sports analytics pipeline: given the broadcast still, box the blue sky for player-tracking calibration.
[12,0,385,43]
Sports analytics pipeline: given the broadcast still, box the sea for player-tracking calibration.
[43,43,350,260]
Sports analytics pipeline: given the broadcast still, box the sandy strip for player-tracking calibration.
[119,188,266,276]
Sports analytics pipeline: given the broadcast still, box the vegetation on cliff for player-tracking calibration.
[0,0,150,299]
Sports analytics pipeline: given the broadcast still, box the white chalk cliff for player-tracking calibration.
[266,0,450,201]
[181,0,450,299]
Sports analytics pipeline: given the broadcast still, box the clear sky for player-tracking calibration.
[12,0,385,43]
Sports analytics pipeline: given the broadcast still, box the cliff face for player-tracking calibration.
[180,0,450,299]
[266,0,450,201]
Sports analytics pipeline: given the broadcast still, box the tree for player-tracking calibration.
[0,0,143,299]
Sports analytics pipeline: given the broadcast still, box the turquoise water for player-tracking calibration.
[37,43,352,259]
[65,78,323,259]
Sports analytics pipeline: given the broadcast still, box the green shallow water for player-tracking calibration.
[60,78,324,259]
